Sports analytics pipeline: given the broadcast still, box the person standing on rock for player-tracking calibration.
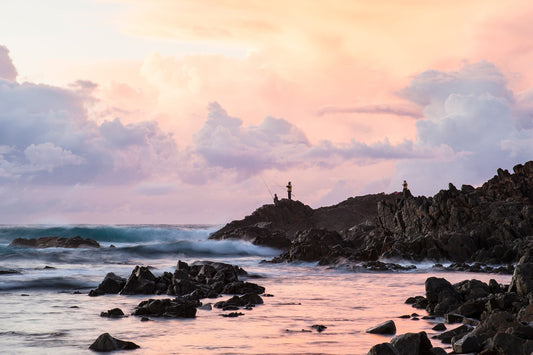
[402,180,408,191]
[286,181,292,200]
[273,193,279,205]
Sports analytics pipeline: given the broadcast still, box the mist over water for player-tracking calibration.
[0,225,512,354]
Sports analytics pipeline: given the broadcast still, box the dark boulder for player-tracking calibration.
[471,310,520,344]
[100,308,125,318]
[452,333,482,353]
[490,332,533,354]
[133,298,197,318]
[366,320,397,335]
[214,294,263,309]
[390,331,433,355]
[367,343,400,355]
[89,272,126,296]
[88,333,139,351]
[508,251,533,297]
[120,266,157,295]
[10,236,100,249]
[425,277,462,315]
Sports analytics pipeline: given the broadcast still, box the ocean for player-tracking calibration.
[0,224,511,354]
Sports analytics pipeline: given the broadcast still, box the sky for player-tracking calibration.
[1,0,533,224]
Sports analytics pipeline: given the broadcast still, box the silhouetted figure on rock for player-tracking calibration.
[402,180,412,198]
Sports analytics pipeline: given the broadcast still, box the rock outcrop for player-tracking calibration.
[10,236,100,248]
[89,260,262,299]
[210,161,533,265]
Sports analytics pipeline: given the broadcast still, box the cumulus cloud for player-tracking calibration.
[0,69,179,185]
[192,102,310,177]
[0,45,17,81]
[191,102,425,178]
[391,61,533,195]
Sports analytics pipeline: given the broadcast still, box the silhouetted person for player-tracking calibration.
[402,180,412,198]
[286,181,292,200]
[273,193,279,205]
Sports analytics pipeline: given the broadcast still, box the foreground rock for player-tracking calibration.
[367,331,447,355]
[10,236,100,248]
[89,260,262,299]
[400,252,533,354]
[90,260,266,320]
[366,320,396,335]
[89,333,139,351]
[210,162,533,265]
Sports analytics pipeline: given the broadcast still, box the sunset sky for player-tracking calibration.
[1,0,533,224]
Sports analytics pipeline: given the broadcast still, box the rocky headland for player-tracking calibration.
[210,161,533,267]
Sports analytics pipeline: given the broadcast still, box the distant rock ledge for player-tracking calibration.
[9,236,100,249]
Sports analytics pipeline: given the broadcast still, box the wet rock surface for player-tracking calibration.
[91,260,267,320]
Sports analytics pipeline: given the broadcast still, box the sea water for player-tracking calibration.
[0,225,511,355]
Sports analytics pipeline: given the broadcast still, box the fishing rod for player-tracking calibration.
[260,175,274,199]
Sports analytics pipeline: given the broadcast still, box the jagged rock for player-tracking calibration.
[88,333,139,351]
[10,236,100,249]
[211,162,533,266]
[270,229,345,263]
[367,343,400,355]
[89,272,126,296]
[471,311,520,344]
[120,266,157,295]
[390,331,433,355]
[366,320,397,335]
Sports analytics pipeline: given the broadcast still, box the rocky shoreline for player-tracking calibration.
[367,251,533,354]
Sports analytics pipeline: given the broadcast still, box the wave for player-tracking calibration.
[0,276,94,291]
[0,224,220,244]
[0,238,281,266]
